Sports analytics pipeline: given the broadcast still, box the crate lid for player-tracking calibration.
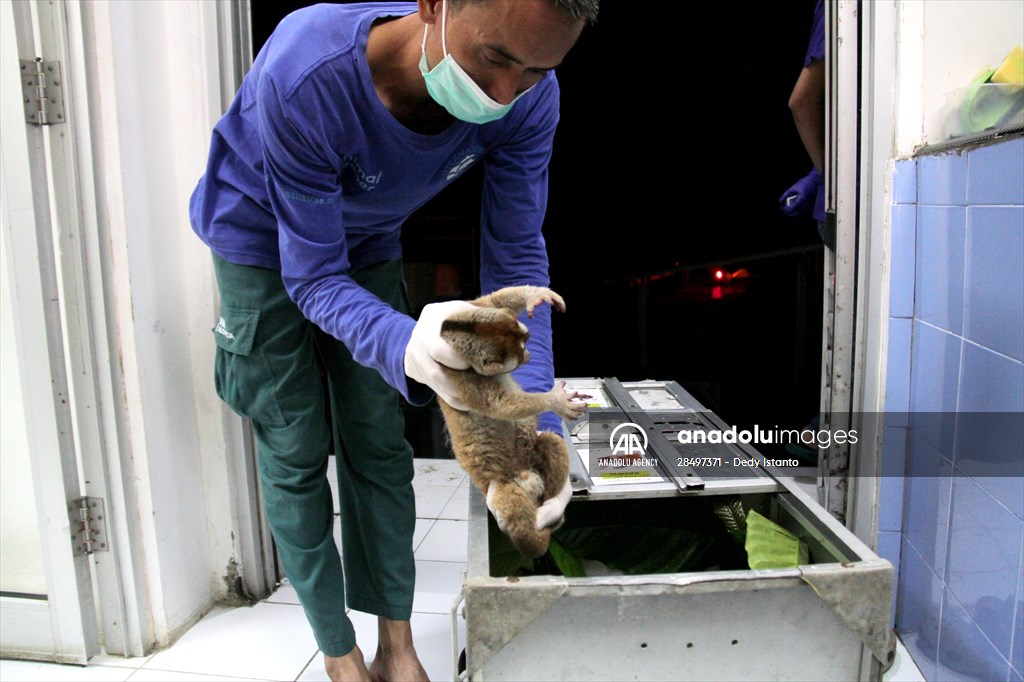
[561,378,797,500]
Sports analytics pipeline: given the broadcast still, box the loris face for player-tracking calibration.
[440,308,530,376]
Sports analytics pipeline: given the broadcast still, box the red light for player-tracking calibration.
[714,269,724,280]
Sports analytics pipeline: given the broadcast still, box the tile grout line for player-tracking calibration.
[292,650,319,682]
[124,665,279,682]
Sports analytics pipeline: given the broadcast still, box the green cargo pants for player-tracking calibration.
[211,254,416,657]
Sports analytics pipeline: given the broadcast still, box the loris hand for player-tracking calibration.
[549,381,590,421]
[535,476,572,530]
[523,287,565,318]
[404,300,477,410]
[485,475,572,532]
[485,482,509,533]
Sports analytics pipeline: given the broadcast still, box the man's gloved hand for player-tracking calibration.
[486,475,572,532]
[778,167,820,218]
[404,300,477,410]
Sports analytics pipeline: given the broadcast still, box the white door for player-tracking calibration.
[0,0,98,663]
[3,0,274,662]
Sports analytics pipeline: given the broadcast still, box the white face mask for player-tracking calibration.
[418,0,532,124]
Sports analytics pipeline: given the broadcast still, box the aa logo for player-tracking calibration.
[609,423,648,456]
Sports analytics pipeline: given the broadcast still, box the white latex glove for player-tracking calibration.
[486,475,572,532]
[404,300,476,410]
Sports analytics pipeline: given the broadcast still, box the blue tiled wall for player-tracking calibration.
[886,137,1024,682]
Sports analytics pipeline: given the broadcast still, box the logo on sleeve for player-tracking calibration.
[444,146,483,181]
[340,155,382,192]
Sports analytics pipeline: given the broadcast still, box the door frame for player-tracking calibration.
[1,0,269,661]
[819,0,897,542]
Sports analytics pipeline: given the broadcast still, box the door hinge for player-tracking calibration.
[68,496,109,557]
[20,58,65,125]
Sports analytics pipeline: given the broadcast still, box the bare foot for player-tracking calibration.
[368,618,429,682]
[368,650,429,682]
[325,645,372,682]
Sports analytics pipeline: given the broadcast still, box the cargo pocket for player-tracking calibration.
[212,305,287,428]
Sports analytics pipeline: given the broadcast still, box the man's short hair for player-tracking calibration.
[550,0,599,24]
[449,0,600,25]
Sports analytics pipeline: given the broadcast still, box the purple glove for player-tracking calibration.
[779,168,821,218]
[813,178,825,223]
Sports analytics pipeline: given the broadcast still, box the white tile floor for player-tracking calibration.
[2,459,925,682]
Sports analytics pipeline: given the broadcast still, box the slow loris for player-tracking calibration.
[436,286,587,558]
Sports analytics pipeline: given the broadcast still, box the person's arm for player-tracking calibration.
[479,77,561,432]
[791,0,826,174]
[789,59,825,174]
[257,71,433,405]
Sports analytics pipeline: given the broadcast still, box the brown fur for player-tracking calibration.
[437,286,586,558]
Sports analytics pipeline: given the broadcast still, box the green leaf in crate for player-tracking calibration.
[488,516,536,577]
[744,509,809,569]
[712,497,747,545]
[553,526,724,575]
[548,538,587,578]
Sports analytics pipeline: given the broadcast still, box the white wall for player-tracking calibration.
[896,0,1024,153]
[0,0,264,651]
[78,0,253,644]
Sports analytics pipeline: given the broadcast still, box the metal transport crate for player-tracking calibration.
[451,379,896,681]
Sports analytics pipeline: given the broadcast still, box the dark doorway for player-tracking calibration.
[248,1,825,458]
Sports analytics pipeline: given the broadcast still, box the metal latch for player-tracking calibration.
[68,496,108,557]
[20,58,65,125]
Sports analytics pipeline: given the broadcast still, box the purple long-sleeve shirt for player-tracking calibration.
[189,2,562,429]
